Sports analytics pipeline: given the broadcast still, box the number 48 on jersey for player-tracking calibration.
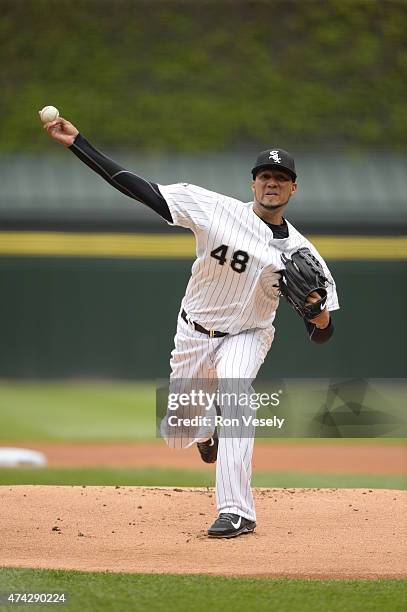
[210,244,250,273]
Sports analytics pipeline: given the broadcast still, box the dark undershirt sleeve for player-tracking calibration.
[68,133,173,222]
[304,317,334,344]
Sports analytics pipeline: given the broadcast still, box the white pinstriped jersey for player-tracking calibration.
[158,183,339,335]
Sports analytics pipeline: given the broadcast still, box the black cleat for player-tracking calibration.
[197,431,218,463]
[207,513,256,538]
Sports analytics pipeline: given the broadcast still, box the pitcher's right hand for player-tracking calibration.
[40,115,79,147]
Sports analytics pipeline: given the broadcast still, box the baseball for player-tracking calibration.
[39,105,60,123]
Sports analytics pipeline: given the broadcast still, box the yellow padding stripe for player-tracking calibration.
[308,236,407,260]
[0,232,194,259]
[0,232,406,260]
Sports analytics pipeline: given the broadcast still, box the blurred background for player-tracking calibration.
[0,0,405,482]
[0,0,406,380]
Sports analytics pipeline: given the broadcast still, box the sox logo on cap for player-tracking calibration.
[269,150,282,163]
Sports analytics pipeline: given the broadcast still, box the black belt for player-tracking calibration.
[181,309,228,338]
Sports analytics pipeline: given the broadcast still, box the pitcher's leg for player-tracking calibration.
[161,314,219,449]
[216,425,256,521]
[213,328,273,522]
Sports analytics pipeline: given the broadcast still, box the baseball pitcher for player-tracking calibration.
[42,116,339,538]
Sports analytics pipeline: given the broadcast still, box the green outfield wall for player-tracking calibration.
[0,257,405,379]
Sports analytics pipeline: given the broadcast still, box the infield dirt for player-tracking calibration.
[1,486,406,579]
[10,442,407,474]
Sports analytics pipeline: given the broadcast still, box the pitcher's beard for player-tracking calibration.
[258,199,287,210]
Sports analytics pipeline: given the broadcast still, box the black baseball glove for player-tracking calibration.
[279,247,329,321]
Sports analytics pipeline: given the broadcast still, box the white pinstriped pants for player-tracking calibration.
[162,312,274,522]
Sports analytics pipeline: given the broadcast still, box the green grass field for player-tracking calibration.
[0,382,155,441]
[0,381,405,442]
[0,467,405,489]
[0,569,406,612]
[0,381,405,488]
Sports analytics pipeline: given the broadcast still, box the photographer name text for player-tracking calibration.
[168,415,285,429]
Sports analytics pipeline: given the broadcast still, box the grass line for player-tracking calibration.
[0,467,405,490]
[0,568,406,612]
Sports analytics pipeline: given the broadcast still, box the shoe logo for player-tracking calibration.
[209,438,215,446]
[320,300,326,311]
[231,517,242,529]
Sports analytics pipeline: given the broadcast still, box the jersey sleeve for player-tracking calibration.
[157,183,219,231]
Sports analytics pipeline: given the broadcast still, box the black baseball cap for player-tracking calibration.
[251,148,297,181]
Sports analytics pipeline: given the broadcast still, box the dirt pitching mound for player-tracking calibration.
[1,486,406,579]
